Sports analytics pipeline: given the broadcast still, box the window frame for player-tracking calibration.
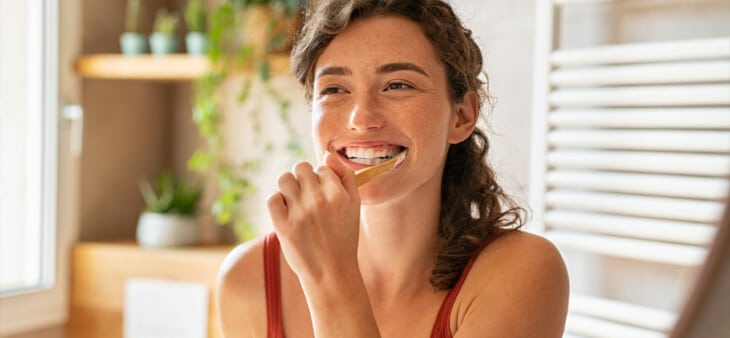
[0,0,63,335]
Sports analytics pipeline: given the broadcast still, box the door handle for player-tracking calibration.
[61,104,83,157]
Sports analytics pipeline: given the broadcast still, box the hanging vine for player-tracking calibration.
[188,0,303,242]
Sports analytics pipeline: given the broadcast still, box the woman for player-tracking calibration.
[217,1,569,337]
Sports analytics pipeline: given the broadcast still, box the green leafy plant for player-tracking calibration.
[187,0,304,242]
[139,172,202,216]
[185,0,207,33]
[124,0,142,33]
[153,8,179,35]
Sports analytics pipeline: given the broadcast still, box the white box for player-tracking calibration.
[124,277,209,338]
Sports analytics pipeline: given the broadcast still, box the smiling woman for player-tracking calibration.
[217,1,569,338]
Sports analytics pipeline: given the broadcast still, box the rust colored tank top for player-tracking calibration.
[263,232,498,338]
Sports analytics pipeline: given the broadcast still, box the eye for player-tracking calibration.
[319,86,346,96]
[385,82,413,91]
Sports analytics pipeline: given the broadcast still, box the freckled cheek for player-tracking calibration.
[311,106,339,153]
[400,109,450,138]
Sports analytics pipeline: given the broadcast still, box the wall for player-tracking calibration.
[451,1,537,206]
[78,0,192,241]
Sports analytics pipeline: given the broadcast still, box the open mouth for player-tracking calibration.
[338,145,407,167]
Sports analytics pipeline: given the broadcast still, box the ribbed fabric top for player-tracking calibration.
[263,232,499,338]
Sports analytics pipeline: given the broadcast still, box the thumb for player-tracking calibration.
[323,151,359,195]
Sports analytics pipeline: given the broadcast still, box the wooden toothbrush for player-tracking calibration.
[354,151,407,187]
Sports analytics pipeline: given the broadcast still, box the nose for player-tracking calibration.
[347,94,385,132]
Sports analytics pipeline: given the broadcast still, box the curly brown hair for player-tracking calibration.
[291,0,526,290]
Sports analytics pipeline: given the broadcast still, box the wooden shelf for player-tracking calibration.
[67,241,233,338]
[74,53,291,81]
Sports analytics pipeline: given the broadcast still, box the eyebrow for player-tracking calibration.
[377,62,430,78]
[314,62,430,79]
[315,66,352,78]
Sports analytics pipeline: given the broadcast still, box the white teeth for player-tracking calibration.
[350,157,386,165]
[343,146,404,165]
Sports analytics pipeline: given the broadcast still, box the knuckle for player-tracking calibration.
[315,165,331,174]
[315,166,337,181]
[266,192,282,206]
[277,172,295,187]
[293,161,313,174]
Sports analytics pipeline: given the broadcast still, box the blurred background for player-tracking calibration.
[0,0,728,337]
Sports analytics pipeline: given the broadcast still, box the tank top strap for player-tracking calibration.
[264,232,285,338]
[430,230,505,338]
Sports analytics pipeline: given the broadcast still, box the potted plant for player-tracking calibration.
[149,8,179,55]
[120,0,147,55]
[185,0,208,55]
[136,172,202,248]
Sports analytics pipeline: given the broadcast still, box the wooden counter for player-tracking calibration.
[66,241,233,338]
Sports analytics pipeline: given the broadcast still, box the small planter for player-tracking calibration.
[136,212,199,248]
[149,33,178,55]
[186,32,208,55]
[120,32,147,55]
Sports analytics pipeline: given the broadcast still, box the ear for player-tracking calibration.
[447,91,479,144]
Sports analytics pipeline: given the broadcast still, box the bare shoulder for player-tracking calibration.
[216,235,268,338]
[477,229,567,274]
[453,230,569,338]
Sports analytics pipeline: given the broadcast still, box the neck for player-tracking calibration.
[357,177,443,301]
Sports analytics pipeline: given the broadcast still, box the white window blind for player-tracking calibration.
[531,1,730,337]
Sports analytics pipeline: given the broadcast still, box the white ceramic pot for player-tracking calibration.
[149,33,178,55]
[136,212,200,248]
[186,32,208,55]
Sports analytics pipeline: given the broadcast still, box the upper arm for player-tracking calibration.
[453,231,570,338]
[216,237,267,338]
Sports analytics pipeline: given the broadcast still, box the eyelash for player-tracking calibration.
[318,81,414,97]
[385,82,414,91]
[319,86,345,96]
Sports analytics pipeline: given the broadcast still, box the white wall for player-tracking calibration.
[451,0,538,207]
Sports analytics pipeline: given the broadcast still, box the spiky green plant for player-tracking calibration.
[125,0,142,32]
[139,172,202,216]
[153,8,179,35]
[185,0,207,33]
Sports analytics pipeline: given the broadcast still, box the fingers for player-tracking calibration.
[293,161,319,192]
[266,192,288,229]
[272,157,358,221]
[322,151,348,180]
[277,172,299,202]
[323,151,359,196]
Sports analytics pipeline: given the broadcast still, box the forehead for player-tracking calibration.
[314,15,443,75]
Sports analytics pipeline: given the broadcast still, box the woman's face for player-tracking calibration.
[312,15,467,204]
